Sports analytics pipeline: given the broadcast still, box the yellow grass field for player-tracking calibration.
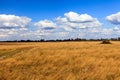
[0,41,120,80]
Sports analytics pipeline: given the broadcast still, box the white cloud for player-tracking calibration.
[34,19,56,29]
[0,14,31,28]
[0,34,8,37]
[106,12,120,24]
[101,28,113,35]
[1,12,120,41]
[55,16,67,23]
[113,26,119,31]
[55,12,102,30]
[91,28,100,33]
[64,11,96,23]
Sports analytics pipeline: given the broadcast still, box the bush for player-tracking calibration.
[101,40,111,44]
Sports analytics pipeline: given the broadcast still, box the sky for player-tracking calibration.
[0,0,120,40]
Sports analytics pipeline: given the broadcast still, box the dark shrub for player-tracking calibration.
[101,40,111,44]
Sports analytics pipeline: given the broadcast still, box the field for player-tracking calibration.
[0,41,120,80]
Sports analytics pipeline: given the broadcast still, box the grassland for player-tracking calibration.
[0,41,120,80]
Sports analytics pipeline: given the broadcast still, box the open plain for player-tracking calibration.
[0,41,120,80]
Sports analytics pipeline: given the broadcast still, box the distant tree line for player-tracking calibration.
[1,37,120,42]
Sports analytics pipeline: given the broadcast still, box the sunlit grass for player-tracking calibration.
[0,41,120,80]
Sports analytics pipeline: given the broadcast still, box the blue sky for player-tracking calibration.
[1,0,120,21]
[0,0,120,40]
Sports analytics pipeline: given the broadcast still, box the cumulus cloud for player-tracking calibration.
[0,14,31,28]
[113,26,119,31]
[0,34,8,37]
[1,12,120,40]
[34,19,56,29]
[64,11,96,23]
[106,12,120,24]
[55,12,102,30]
[101,28,113,35]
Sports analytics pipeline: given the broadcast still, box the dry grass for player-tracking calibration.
[0,41,120,80]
